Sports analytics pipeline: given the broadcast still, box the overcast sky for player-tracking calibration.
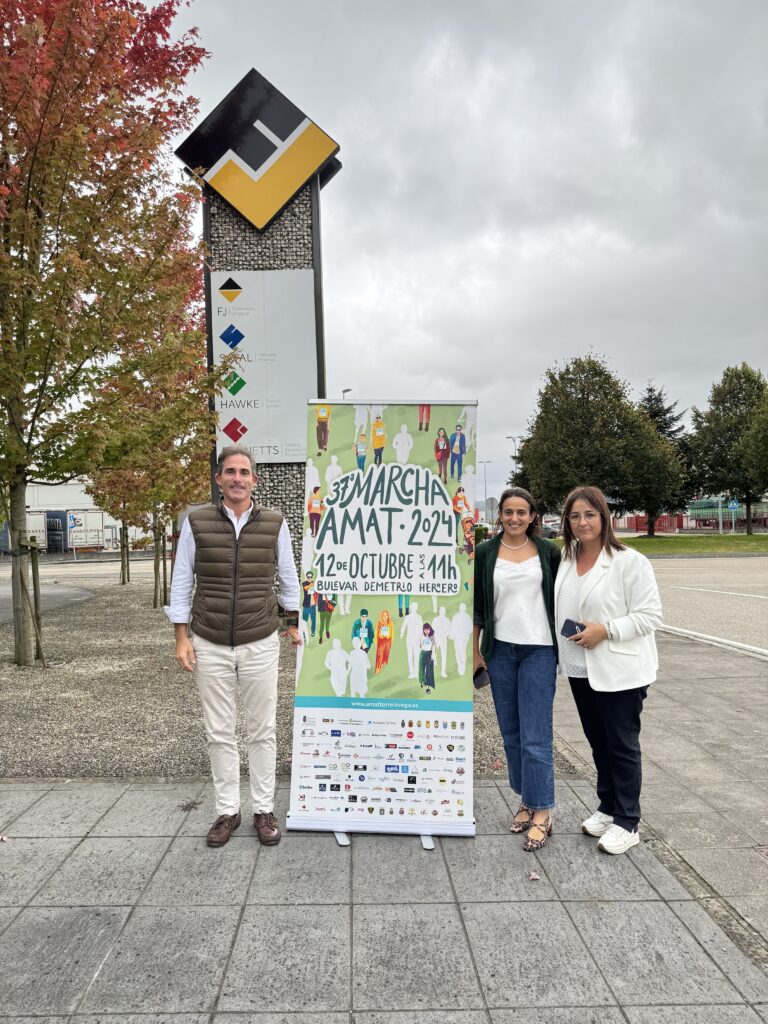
[172,0,768,501]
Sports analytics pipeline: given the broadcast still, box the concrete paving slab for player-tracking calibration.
[727,894,768,942]
[755,1005,768,1022]
[353,903,483,1011]
[536,835,658,901]
[679,847,768,897]
[138,835,254,905]
[31,837,169,906]
[474,784,518,834]
[219,905,350,1013]
[7,786,125,837]
[441,834,557,902]
[491,1011,626,1023]
[0,906,128,1014]
[0,789,48,829]
[687,781,768,815]
[352,835,453,904]
[80,905,240,1013]
[355,1013,488,1024]
[91,785,204,836]
[668,899,768,1003]
[213,1015,350,1024]
[638,782,715,815]
[734,815,768,847]
[737,757,768,783]
[567,900,740,1004]
[0,906,21,931]
[248,833,349,904]
[654,760,749,785]
[642,810,755,849]
[624,1008,762,1023]
[462,900,614,1008]
[625,841,693,899]
[76,1017,209,1024]
[0,837,79,903]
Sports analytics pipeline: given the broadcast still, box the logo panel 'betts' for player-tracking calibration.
[176,69,340,229]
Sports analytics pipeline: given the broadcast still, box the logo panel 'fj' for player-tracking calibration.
[176,69,339,229]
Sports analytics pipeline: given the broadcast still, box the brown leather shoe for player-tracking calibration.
[254,811,281,846]
[206,811,241,847]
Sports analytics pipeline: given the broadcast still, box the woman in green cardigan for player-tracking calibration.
[473,487,561,851]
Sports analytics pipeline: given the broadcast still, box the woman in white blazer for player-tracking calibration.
[554,486,662,855]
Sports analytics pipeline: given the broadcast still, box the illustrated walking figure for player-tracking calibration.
[307,486,325,538]
[353,431,368,472]
[349,636,371,698]
[351,607,375,652]
[432,606,451,679]
[434,426,449,484]
[374,609,394,673]
[371,415,387,466]
[315,403,331,456]
[318,593,336,644]
[419,623,437,693]
[450,602,473,676]
[418,404,430,431]
[301,571,317,639]
[324,638,349,698]
[449,424,466,479]
[400,601,423,679]
[392,424,414,465]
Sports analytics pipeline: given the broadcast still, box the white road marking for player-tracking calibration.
[669,586,768,600]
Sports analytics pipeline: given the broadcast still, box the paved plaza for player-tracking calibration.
[2,767,768,1019]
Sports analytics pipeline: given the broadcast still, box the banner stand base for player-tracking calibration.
[420,835,435,851]
[334,831,350,847]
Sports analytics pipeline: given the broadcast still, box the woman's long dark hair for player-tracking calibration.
[561,485,626,560]
[496,486,540,538]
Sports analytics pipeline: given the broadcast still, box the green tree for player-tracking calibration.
[637,382,695,536]
[517,356,683,518]
[0,0,206,663]
[736,391,768,509]
[691,363,767,534]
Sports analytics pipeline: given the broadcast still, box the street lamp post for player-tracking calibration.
[478,460,491,520]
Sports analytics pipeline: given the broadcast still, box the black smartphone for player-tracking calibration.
[473,666,491,690]
[560,618,586,638]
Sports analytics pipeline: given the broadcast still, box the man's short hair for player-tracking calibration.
[216,445,257,476]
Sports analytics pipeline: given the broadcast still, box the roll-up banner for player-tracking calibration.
[288,401,478,836]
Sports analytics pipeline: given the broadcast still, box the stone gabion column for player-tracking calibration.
[208,186,315,564]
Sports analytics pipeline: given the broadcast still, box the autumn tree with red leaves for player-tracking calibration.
[0,0,207,663]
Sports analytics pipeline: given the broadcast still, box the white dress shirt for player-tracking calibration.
[165,503,300,624]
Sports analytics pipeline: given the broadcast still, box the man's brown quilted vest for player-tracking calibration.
[189,503,283,646]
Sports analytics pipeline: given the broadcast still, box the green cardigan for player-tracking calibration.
[473,533,561,658]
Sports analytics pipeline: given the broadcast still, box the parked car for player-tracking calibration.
[540,520,561,538]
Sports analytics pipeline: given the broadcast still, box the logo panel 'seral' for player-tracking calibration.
[175,69,340,230]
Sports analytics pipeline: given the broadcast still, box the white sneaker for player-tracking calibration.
[581,810,614,837]
[598,823,640,855]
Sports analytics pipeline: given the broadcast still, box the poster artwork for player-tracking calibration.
[287,401,478,836]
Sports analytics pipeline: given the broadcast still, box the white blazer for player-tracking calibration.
[554,546,662,692]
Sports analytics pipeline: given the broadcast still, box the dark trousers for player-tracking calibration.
[569,677,647,832]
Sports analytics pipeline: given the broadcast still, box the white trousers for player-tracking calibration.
[192,631,279,816]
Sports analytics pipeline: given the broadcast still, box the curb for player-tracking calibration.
[658,625,768,662]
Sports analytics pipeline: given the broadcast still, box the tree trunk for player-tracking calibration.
[162,528,168,607]
[120,520,127,585]
[646,515,656,538]
[126,526,131,582]
[152,512,161,609]
[9,479,34,666]
[746,498,753,536]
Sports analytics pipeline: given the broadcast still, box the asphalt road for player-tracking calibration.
[0,555,765,650]
[653,556,768,651]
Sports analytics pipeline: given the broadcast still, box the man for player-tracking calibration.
[166,445,301,849]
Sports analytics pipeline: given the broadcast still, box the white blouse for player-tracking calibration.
[493,556,552,646]
[556,565,588,677]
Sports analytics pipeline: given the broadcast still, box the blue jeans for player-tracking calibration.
[487,641,557,810]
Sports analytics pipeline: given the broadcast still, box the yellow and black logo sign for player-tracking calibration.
[176,69,340,230]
